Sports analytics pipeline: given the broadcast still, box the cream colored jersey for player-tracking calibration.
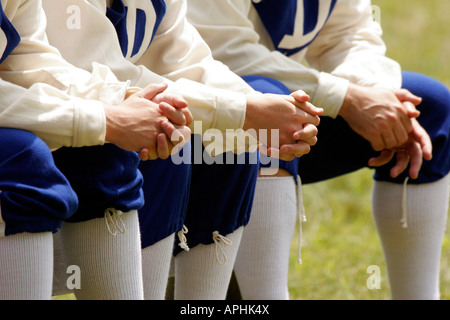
[1,0,131,150]
[186,0,402,118]
[41,0,254,133]
[1,0,258,152]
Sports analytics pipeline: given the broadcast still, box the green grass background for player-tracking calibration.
[288,0,450,300]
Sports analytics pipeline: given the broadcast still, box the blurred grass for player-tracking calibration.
[288,0,450,300]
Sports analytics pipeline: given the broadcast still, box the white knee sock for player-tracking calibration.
[0,232,53,300]
[141,233,175,300]
[52,230,72,296]
[174,226,244,300]
[234,176,298,300]
[60,209,144,300]
[372,174,449,300]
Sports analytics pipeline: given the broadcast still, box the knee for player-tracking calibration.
[0,129,59,173]
[0,128,78,221]
[0,128,50,157]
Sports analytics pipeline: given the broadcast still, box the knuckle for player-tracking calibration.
[366,126,380,137]
[398,136,409,146]
[375,119,390,131]
[385,111,398,122]
[371,141,384,151]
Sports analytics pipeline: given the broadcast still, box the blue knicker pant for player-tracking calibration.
[138,142,192,249]
[173,135,259,255]
[0,129,78,236]
[51,144,144,223]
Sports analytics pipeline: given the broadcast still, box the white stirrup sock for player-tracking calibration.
[141,233,175,300]
[52,230,72,296]
[59,209,144,300]
[372,174,449,300]
[0,232,53,300]
[234,176,297,300]
[174,226,244,300]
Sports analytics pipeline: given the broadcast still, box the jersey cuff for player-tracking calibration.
[311,72,349,118]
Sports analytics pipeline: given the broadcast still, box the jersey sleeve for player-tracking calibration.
[304,0,402,90]
[186,0,402,118]
[185,0,348,118]
[0,78,109,151]
[134,0,254,132]
[42,0,253,133]
[0,0,132,150]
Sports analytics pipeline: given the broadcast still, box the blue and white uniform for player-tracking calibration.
[0,0,145,236]
[105,0,257,251]
[102,0,191,248]
[187,0,450,185]
[253,0,449,184]
[104,0,248,250]
[186,0,450,300]
[34,0,260,251]
[0,2,78,237]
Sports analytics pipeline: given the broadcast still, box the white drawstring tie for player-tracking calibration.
[104,208,126,236]
[177,225,190,251]
[401,177,409,228]
[213,231,232,265]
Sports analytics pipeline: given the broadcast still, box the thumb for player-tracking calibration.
[290,90,310,102]
[395,88,422,106]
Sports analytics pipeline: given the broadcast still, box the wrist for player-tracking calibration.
[339,82,359,118]
[104,104,120,143]
[243,95,258,131]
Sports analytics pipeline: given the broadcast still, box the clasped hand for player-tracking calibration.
[341,84,432,179]
[244,90,324,161]
[104,83,192,161]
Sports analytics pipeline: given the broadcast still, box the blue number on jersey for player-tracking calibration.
[0,3,20,63]
[106,0,166,59]
[252,0,337,56]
